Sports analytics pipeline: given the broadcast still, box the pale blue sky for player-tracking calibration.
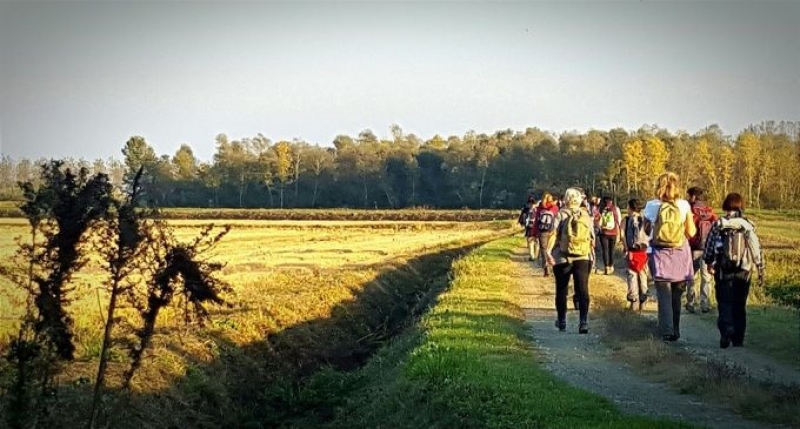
[1,1,798,162]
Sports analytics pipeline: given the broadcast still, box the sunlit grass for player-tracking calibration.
[307,238,693,429]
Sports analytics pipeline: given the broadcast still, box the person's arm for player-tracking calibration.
[620,215,628,252]
[744,222,765,281]
[683,203,697,239]
[546,211,563,266]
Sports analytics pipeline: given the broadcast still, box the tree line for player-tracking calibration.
[2,120,798,209]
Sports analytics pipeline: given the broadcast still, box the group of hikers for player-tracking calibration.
[518,172,765,348]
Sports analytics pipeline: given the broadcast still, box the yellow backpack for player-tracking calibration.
[653,201,684,248]
[559,208,593,257]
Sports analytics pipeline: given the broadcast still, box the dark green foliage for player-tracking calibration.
[1,161,232,429]
[2,161,112,428]
[122,224,231,390]
[20,161,112,359]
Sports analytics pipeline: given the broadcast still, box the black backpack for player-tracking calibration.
[537,210,555,233]
[624,214,649,250]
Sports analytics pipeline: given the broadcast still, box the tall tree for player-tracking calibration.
[273,141,293,208]
[172,144,198,180]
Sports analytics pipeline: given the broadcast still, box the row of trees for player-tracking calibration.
[2,121,799,209]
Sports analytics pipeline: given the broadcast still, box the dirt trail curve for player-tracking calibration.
[514,249,794,429]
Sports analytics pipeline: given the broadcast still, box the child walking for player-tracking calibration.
[621,199,649,311]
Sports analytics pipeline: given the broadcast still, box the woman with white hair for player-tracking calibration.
[547,187,595,333]
[643,172,696,342]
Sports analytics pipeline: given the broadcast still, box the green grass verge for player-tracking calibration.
[277,237,692,429]
[698,306,800,367]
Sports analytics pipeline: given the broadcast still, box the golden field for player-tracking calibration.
[0,217,512,414]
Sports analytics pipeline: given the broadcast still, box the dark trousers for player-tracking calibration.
[599,234,617,268]
[715,270,751,344]
[554,260,591,324]
[655,281,686,338]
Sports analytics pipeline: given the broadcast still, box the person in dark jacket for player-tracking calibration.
[518,195,539,261]
[703,193,765,349]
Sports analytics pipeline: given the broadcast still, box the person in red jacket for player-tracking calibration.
[686,187,718,313]
[533,193,560,276]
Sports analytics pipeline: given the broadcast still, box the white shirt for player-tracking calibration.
[642,198,691,253]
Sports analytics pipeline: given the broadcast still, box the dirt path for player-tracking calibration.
[515,249,785,429]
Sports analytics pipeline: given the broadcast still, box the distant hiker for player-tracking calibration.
[643,172,696,342]
[518,195,539,261]
[588,196,601,219]
[703,193,765,349]
[595,196,622,275]
[686,187,718,314]
[533,193,559,276]
[547,187,595,334]
[621,198,649,311]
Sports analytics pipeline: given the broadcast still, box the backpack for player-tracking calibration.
[518,207,532,228]
[625,214,649,250]
[537,209,555,233]
[652,201,684,248]
[559,208,593,257]
[690,205,715,251]
[717,219,755,271]
[718,227,748,270]
[599,207,618,234]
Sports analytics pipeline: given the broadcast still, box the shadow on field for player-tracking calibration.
[94,240,489,429]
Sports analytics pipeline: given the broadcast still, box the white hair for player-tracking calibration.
[564,187,583,208]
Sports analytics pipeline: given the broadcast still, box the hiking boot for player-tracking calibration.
[555,320,566,332]
[720,328,733,349]
[578,323,589,334]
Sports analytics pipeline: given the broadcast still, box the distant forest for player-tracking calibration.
[1,121,799,209]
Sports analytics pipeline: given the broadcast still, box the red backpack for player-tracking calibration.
[690,204,716,250]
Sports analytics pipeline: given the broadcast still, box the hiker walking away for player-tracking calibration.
[643,172,696,342]
[686,187,718,314]
[518,195,539,261]
[596,196,622,275]
[703,193,765,349]
[547,187,595,334]
[621,198,649,311]
[534,193,559,276]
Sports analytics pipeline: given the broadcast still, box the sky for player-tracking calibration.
[0,1,798,162]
